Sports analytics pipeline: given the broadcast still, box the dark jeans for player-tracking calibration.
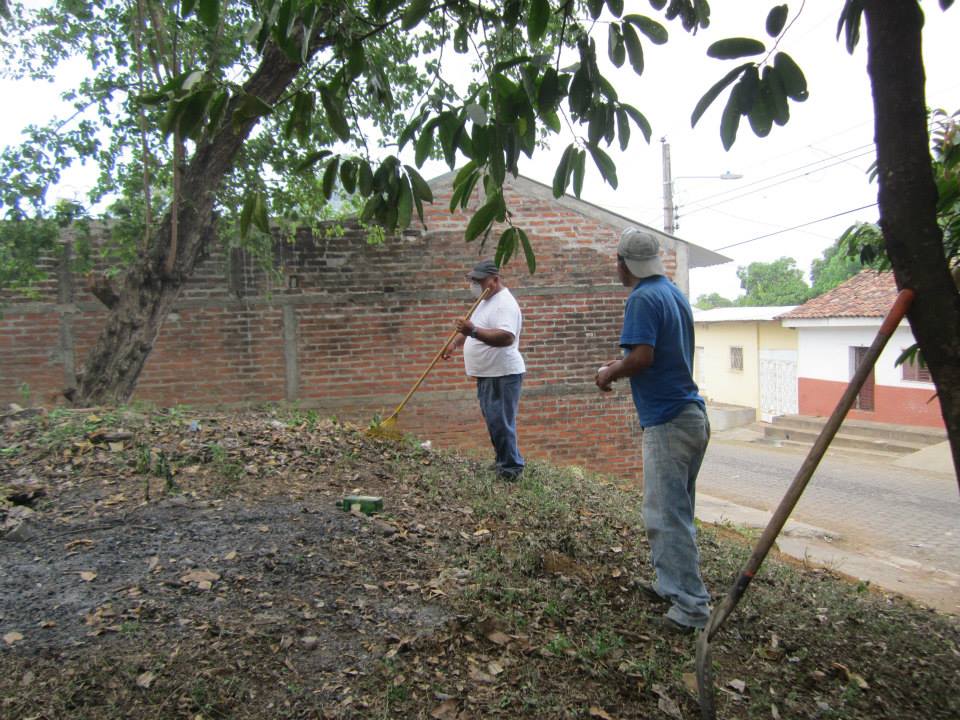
[476,374,525,477]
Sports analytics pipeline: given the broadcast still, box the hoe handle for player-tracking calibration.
[697,288,914,720]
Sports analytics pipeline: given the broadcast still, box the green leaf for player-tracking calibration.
[295,149,332,173]
[608,24,625,68]
[748,83,773,137]
[230,93,273,133]
[465,195,502,242]
[537,67,560,113]
[572,149,586,197]
[397,114,424,152]
[528,0,549,44]
[542,110,561,133]
[606,0,624,18]
[405,165,434,203]
[587,0,604,19]
[836,0,864,54]
[623,14,668,44]
[552,144,574,197]
[766,4,788,37]
[587,143,618,189]
[240,192,255,240]
[763,66,790,126]
[774,52,808,101]
[320,86,351,141]
[622,23,644,75]
[197,0,218,28]
[453,23,469,53]
[621,103,652,143]
[415,118,439,167]
[706,37,766,60]
[181,0,197,18]
[253,191,269,234]
[616,108,631,151]
[518,227,536,274]
[401,0,431,30]
[569,68,591,116]
[690,63,751,128]
[495,227,517,267]
[720,86,741,150]
[489,134,506,186]
[340,160,357,194]
[358,161,374,195]
[587,106,606,146]
[322,157,340,200]
[397,178,413,230]
[736,65,760,116]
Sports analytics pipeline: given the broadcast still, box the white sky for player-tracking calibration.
[2,2,958,300]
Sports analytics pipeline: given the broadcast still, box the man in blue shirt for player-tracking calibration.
[595,227,711,635]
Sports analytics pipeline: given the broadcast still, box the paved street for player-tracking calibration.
[696,428,960,612]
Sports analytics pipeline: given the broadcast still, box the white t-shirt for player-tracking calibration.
[463,288,526,377]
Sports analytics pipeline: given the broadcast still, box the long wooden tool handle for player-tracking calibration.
[383,287,491,423]
[696,288,914,720]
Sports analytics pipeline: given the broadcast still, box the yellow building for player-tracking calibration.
[693,307,799,422]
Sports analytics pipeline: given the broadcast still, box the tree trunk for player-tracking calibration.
[863,0,960,486]
[74,40,316,405]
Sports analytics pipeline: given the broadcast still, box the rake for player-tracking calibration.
[367,287,490,440]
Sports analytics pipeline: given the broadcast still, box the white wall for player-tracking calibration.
[796,326,932,388]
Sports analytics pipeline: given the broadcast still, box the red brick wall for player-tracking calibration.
[1,176,681,481]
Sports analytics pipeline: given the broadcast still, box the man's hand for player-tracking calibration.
[595,360,617,392]
[456,319,475,336]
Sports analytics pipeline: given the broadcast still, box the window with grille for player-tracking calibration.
[901,353,932,382]
[730,346,743,371]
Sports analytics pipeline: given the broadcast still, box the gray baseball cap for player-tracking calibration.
[618,227,666,279]
[467,259,500,280]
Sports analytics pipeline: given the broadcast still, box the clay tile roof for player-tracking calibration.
[777,270,897,320]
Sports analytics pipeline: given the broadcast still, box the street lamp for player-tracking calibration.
[661,137,742,235]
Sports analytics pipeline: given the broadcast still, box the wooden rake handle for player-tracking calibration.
[382,287,491,424]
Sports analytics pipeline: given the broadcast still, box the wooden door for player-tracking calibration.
[853,346,875,411]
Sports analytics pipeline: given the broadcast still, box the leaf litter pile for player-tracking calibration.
[1,405,957,720]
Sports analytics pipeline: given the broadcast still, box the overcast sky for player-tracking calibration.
[2,2,957,300]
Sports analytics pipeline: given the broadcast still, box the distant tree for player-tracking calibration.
[809,237,868,296]
[694,292,736,310]
[736,257,811,306]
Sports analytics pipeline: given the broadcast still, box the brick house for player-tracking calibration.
[778,270,942,428]
[0,172,729,478]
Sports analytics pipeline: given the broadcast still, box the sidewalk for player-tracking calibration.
[698,423,960,615]
[696,492,960,615]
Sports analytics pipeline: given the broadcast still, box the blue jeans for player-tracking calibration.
[476,374,525,477]
[642,403,711,628]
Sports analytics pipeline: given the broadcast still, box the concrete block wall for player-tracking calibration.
[1,175,682,482]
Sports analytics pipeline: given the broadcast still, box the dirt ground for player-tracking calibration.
[1,406,958,719]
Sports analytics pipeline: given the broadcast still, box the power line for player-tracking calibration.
[679,148,876,218]
[713,202,878,251]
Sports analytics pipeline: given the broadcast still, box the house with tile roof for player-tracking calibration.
[693,306,799,422]
[778,270,942,428]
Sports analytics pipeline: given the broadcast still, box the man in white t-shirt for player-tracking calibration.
[444,259,526,480]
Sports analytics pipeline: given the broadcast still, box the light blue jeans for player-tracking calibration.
[476,374,525,478]
[642,403,711,628]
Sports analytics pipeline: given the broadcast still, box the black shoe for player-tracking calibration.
[634,580,670,606]
[497,469,523,482]
[652,614,699,636]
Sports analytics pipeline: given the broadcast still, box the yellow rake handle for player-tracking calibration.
[381,287,491,425]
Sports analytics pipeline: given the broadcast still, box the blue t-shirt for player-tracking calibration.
[620,275,704,427]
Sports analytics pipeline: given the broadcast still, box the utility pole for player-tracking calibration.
[661,137,742,236]
[662,137,675,235]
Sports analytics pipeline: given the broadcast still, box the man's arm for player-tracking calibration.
[596,344,654,391]
[456,319,515,347]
